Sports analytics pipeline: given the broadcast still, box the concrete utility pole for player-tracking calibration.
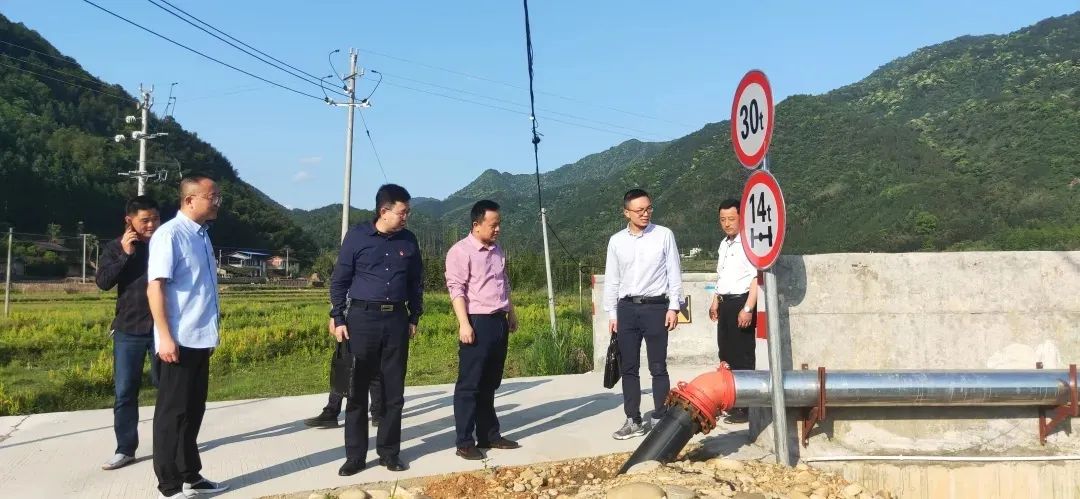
[116,85,167,194]
[137,86,151,195]
[81,232,87,284]
[4,227,12,317]
[340,49,359,243]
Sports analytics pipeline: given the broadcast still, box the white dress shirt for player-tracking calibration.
[603,223,683,319]
[715,234,756,295]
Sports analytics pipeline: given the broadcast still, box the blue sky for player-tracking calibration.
[3,1,1077,210]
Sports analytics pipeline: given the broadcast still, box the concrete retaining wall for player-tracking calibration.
[591,251,1080,457]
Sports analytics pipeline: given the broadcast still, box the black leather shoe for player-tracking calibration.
[456,445,484,460]
[379,455,407,471]
[304,409,339,428]
[338,459,365,476]
[477,437,521,450]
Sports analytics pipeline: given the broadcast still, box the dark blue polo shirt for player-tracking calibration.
[330,221,424,326]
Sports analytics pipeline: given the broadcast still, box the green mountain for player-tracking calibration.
[0,14,318,266]
[396,12,1080,262]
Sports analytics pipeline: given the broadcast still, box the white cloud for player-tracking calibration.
[292,170,312,183]
[298,156,323,165]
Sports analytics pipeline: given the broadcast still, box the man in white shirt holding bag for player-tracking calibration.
[603,189,683,440]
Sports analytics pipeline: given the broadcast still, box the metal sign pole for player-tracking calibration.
[761,154,791,465]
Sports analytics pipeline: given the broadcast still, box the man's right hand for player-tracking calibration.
[334,325,349,343]
[458,323,475,344]
[158,336,180,364]
[121,228,138,255]
[608,319,618,334]
[709,297,720,322]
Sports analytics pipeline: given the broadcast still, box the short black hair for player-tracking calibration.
[718,198,739,213]
[470,200,500,225]
[126,195,160,215]
[374,183,411,213]
[623,189,650,208]
[179,173,216,198]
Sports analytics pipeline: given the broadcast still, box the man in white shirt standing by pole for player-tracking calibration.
[604,189,683,440]
[709,198,759,424]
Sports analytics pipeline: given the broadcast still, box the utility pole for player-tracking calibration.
[81,232,87,284]
[285,247,290,277]
[116,85,167,194]
[340,49,359,242]
[4,227,12,317]
[540,209,558,337]
[137,86,151,195]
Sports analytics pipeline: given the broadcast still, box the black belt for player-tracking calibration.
[620,295,668,304]
[469,310,508,318]
[717,292,748,302]
[350,299,405,312]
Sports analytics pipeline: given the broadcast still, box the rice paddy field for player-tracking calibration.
[0,287,593,416]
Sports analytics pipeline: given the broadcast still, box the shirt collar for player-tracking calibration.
[175,211,206,236]
[722,233,741,246]
[467,233,496,251]
[624,223,654,238]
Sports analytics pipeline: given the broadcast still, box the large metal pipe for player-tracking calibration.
[732,369,1076,407]
[617,364,1078,474]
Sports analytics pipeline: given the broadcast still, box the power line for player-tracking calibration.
[357,48,692,128]
[372,69,670,140]
[0,60,131,102]
[0,52,120,91]
[143,0,349,100]
[0,39,78,65]
[80,0,326,102]
[377,79,650,139]
[356,109,389,183]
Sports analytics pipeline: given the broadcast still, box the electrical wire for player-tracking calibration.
[372,69,669,140]
[356,109,389,183]
[0,60,131,102]
[80,0,326,102]
[357,46,692,128]
[144,0,347,100]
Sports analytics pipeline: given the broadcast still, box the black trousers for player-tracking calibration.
[153,346,210,496]
[324,374,384,418]
[616,301,669,421]
[343,307,409,460]
[453,313,509,448]
[717,295,757,370]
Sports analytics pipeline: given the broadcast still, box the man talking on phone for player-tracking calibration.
[95,195,161,471]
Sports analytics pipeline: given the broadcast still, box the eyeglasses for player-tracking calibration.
[195,193,223,206]
[626,206,654,215]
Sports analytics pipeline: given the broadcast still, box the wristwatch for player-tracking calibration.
[742,306,751,313]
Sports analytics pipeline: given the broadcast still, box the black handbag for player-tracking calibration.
[603,332,621,389]
[330,341,359,398]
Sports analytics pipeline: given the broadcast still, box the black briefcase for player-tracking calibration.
[330,341,359,398]
[603,332,621,389]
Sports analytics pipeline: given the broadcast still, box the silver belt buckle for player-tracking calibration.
[380,304,394,312]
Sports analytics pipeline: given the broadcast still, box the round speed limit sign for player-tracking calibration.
[730,70,774,169]
[740,170,786,270]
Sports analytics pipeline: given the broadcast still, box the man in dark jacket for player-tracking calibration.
[95,196,160,470]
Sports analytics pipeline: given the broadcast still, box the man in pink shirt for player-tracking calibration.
[445,200,521,460]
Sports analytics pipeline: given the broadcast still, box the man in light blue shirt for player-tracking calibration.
[147,174,228,499]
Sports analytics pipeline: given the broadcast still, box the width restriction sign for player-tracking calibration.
[730,70,774,168]
[740,170,786,270]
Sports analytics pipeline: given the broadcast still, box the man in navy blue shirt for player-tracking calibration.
[330,183,424,476]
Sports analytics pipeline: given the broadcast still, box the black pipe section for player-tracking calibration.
[617,405,701,474]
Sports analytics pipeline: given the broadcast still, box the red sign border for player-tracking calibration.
[740,170,786,270]
[730,70,775,169]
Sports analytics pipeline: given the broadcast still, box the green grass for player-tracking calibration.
[0,288,593,416]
